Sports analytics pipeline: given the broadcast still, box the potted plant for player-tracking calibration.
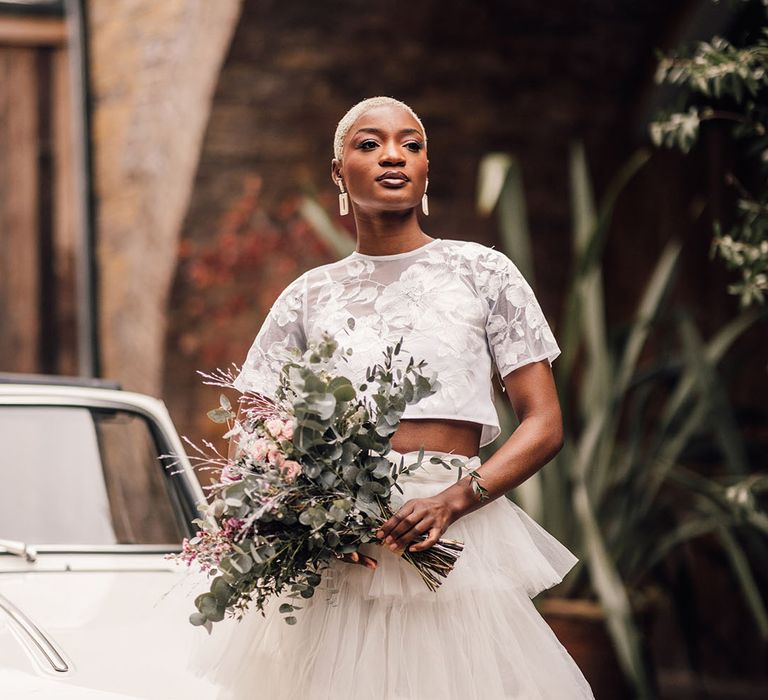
[475,144,768,699]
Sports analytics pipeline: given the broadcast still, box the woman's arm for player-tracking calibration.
[376,359,563,554]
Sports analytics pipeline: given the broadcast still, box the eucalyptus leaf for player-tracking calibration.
[207,408,231,424]
[189,612,208,626]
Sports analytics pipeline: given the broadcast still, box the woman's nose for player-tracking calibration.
[379,142,406,166]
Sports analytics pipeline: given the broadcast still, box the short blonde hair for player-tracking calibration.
[333,96,427,161]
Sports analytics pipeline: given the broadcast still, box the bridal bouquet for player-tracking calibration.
[168,333,487,632]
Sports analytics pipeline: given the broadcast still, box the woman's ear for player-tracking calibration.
[331,158,342,185]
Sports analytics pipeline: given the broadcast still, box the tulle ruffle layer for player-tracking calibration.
[179,449,594,699]
[333,449,580,603]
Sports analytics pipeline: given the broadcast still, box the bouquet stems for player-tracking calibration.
[376,502,465,592]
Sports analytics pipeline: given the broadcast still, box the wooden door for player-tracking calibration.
[0,10,79,375]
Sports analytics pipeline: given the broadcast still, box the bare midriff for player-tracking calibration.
[391,418,482,458]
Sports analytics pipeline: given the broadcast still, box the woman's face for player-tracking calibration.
[332,104,428,214]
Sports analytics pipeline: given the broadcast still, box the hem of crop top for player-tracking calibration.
[348,237,442,260]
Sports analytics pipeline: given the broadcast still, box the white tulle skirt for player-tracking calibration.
[180,449,596,699]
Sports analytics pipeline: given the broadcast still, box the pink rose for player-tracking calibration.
[280,460,302,483]
[248,438,269,461]
[267,448,283,466]
[281,420,295,440]
[265,417,284,438]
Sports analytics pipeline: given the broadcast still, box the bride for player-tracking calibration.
[185,95,596,699]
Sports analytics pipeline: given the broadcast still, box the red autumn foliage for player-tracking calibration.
[172,174,343,367]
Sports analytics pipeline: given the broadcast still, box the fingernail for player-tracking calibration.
[385,536,393,545]
[376,530,383,539]
[388,543,398,552]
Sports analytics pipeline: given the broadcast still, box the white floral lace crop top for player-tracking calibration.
[232,237,561,447]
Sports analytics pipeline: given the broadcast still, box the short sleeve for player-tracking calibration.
[232,273,308,397]
[477,249,561,379]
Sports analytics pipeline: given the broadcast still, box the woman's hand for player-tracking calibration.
[375,495,457,555]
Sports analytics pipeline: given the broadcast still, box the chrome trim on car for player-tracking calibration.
[0,593,69,673]
[2,544,182,554]
[0,538,38,562]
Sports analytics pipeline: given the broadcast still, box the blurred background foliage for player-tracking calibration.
[476,142,767,698]
[651,1,768,307]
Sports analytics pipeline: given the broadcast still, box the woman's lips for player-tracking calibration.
[377,177,409,187]
[376,171,410,188]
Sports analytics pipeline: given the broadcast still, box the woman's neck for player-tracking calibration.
[352,209,432,257]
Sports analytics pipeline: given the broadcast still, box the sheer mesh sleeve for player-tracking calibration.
[232,273,308,398]
[478,250,561,379]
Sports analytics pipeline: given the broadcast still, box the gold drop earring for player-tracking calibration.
[337,178,349,216]
[421,177,429,216]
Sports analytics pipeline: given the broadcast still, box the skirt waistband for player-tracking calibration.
[383,448,472,486]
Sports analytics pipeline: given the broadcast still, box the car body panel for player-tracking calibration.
[1,562,216,698]
[0,382,225,698]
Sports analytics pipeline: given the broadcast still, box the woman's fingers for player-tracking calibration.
[406,527,442,553]
[387,511,424,543]
[387,518,434,553]
[376,501,416,541]
[375,498,451,554]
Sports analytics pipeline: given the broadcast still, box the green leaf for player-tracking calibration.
[206,605,226,623]
[571,470,656,698]
[307,394,337,420]
[197,594,220,617]
[207,407,231,424]
[230,553,253,574]
[189,612,207,626]
[332,383,356,402]
[211,576,234,605]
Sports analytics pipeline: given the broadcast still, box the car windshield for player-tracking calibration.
[0,405,185,545]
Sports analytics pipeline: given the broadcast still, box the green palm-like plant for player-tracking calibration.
[477,142,768,699]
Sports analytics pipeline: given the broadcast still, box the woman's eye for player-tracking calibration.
[359,140,378,150]
[406,142,424,152]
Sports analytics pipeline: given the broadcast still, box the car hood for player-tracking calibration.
[0,554,228,699]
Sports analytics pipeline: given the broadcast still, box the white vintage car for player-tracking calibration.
[0,375,223,699]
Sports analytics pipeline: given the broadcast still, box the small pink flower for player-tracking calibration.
[267,448,283,465]
[280,420,295,440]
[248,438,269,461]
[220,464,242,484]
[222,517,245,536]
[265,417,284,438]
[279,460,302,483]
